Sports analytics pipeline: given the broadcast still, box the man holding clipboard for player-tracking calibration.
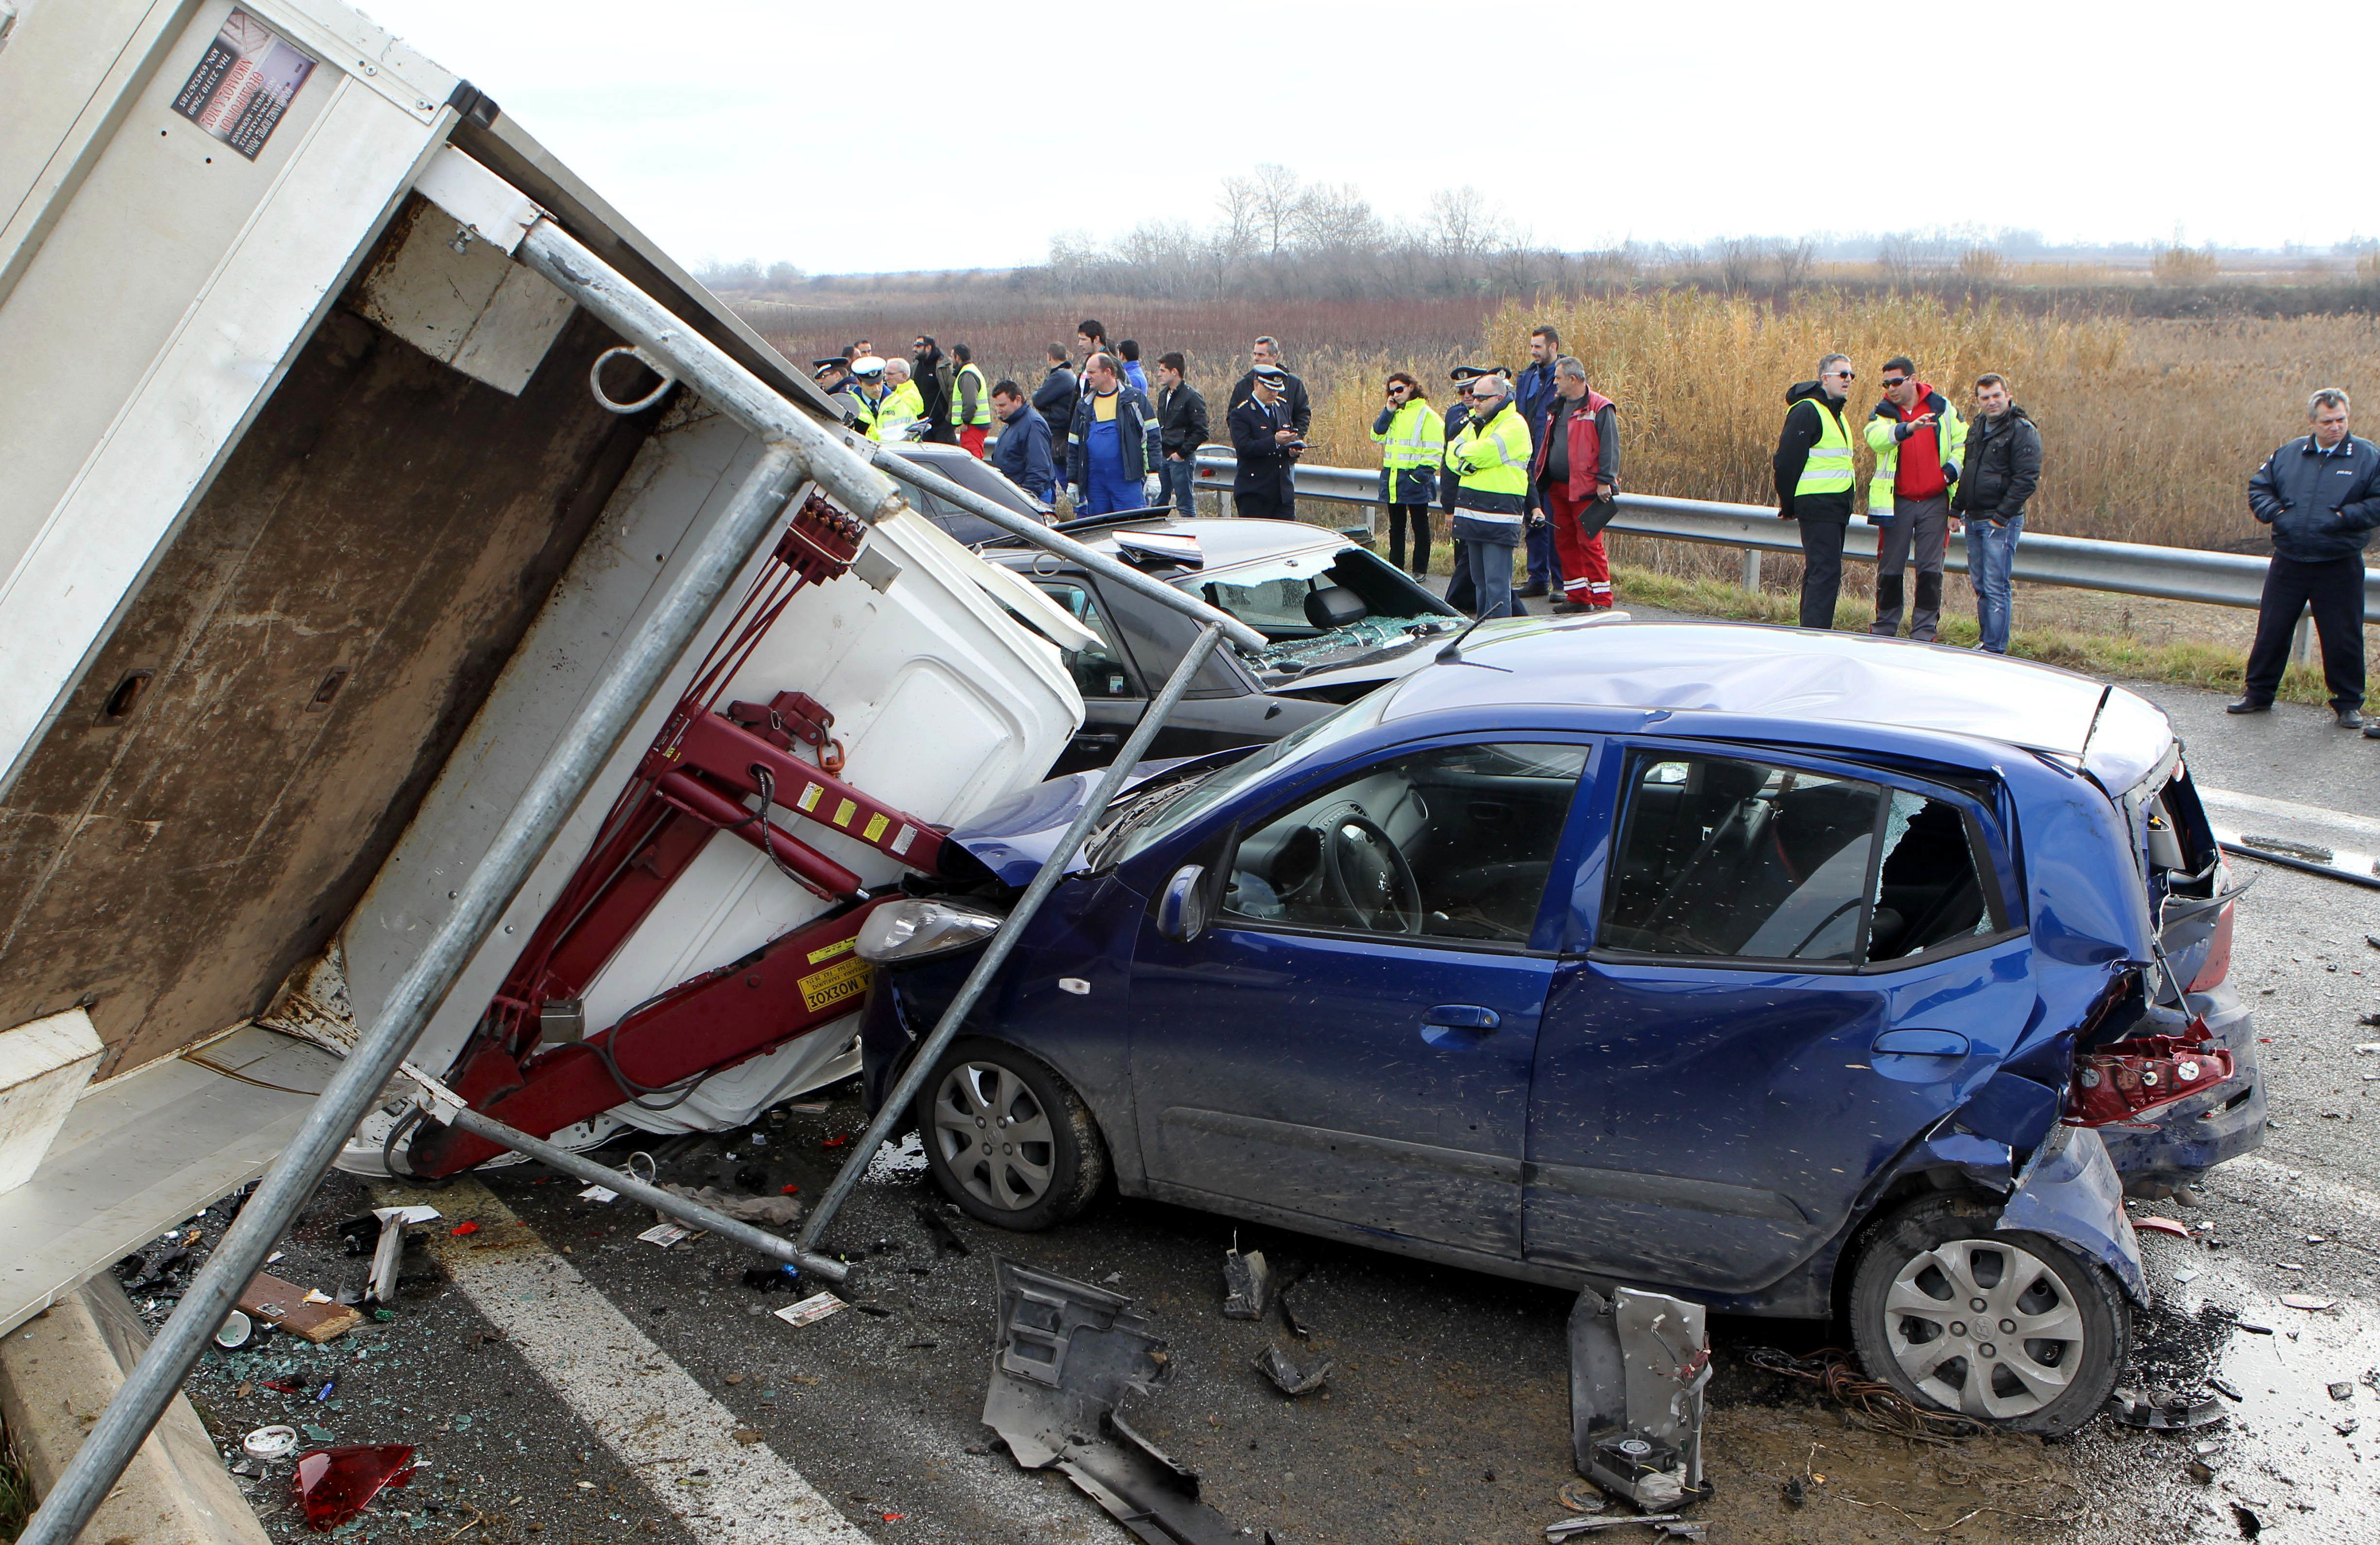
[1531,355,1621,612]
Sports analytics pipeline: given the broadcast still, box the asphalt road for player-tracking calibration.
[128,625,2380,1545]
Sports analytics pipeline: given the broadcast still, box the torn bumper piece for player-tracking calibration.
[1998,1123,2148,1305]
[1569,1287,1713,1512]
[984,1257,1255,1545]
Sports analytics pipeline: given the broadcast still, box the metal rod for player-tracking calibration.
[873,447,1269,655]
[517,218,903,528]
[438,1104,849,1282]
[19,444,812,1545]
[797,623,1228,1255]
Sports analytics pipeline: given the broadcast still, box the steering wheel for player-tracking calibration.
[1321,813,1423,934]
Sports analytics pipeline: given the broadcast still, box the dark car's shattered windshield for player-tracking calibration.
[1186,548,1457,676]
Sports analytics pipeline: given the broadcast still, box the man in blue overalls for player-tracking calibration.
[1066,351,1162,516]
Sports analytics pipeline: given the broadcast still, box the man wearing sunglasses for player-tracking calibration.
[1773,353,1859,628]
[1447,373,1535,618]
[1863,355,1967,641]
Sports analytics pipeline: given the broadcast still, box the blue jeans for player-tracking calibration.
[1160,456,1199,518]
[1463,537,1519,618]
[1968,514,2022,653]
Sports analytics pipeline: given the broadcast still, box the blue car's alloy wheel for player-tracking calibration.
[1851,1194,2125,1434]
[918,1038,1109,1231]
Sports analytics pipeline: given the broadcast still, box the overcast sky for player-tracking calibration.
[358,0,2361,275]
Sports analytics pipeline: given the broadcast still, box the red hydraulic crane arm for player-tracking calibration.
[401,495,960,1178]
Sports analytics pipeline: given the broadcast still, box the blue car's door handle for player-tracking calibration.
[1423,1005,1501,1031]
[1872,1028,1971,1057]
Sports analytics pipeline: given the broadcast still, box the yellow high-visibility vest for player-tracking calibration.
[950,362,992,426]
[1862,398,1968,515]
[1450,403,1532,499]
[1796,395,1855,498]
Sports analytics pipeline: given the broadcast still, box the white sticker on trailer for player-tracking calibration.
[170,9,316,162]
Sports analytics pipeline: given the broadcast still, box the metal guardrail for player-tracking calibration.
[1188,450,2380,615]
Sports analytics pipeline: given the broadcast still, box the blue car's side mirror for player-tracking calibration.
[1155,864,1209,942]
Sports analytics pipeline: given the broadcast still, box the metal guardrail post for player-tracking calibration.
[1741,549,1763,593]
[795,624,1227,1257]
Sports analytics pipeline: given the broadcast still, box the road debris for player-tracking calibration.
[2109,1387,2228,1429]
[242,1424,299,1460]
[2233,1502,2262,1537]
[1252,1344,1331,1397]
[293,1442,417,1530]
[1222,1240,1271,1320]
[637,1222,702,1249]
[2282,1294,2339,1311]
[578,1183,618,1202]
[214,1310,254,1350]
[2135,1215,2194,1238]
[1547,1511,1685,1538]
[773,1292,848,1328]
[2328,1382,2355,1401]
[656,1182,803,1228]
[914,1199,973,1256]
[240,1271,361,1344]
[1558,1479,1608,1513]
[983,1256,1248,1544]
[1570,1287,1713,1511]
[1744,1345,1983,1443]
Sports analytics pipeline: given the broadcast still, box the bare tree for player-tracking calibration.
[1426,185,1492,264]
[1250,162,1304,260]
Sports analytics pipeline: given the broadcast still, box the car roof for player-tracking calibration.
[1380,619,2169,767]
[883,444,1044,519]
[990,516,1348,575]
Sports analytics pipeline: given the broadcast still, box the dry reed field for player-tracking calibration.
[752,287,2377,696]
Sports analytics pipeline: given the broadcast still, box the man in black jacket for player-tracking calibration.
[1773,353,1859,629]
[1229,368,1300,520]
[1032,347,1077,446]
[1952,372,2041,654]
[911,338,957,445]
[1154,352,1209,519]
[2233,388,2380,727]
[1229,336,1312,438]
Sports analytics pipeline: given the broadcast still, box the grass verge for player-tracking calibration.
[1610,565,2339,707]
[0,1427,30,1544]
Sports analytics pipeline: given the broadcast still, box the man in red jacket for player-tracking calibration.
[1530,356,1621,612]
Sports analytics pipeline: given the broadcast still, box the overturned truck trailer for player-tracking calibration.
[0,0,1088,1336]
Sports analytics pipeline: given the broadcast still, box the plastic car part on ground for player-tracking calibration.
[1221,1243,1271,1319]
[1568,1287,1714,1512]
[982,1256,1256,1544]
[292,1443,416,1530]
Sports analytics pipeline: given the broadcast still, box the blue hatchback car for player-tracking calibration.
[858,621,2262,1433]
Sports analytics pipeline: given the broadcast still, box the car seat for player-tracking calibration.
[1303,586,1368,630]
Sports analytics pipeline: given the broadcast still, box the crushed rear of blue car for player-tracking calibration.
[856,621,2262,1433]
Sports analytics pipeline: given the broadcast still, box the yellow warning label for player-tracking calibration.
[861,812,889,843]
[796,955,871,1014]
[831,798,857,828]
[806,936,856,965]
[796,783,822,812]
